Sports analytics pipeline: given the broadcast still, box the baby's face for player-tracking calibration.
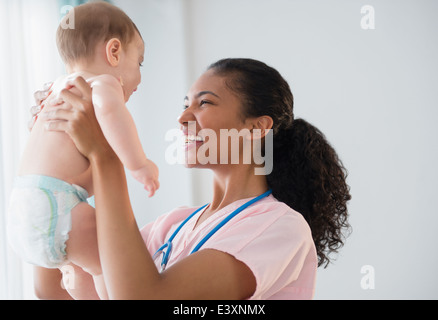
[118,32,145,101]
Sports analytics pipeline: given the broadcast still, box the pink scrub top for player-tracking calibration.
[140,194,317,300]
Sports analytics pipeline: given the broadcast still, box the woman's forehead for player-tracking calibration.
[187,71,228,98]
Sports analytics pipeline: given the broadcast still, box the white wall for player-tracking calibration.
[0,0,67,300]
[113,0,438,299]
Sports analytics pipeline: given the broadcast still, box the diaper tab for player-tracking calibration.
[72,184,89,203]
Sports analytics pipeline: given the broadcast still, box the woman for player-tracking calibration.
[36,58,351,300]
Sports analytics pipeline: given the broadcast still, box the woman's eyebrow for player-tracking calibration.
[184,91,220,101]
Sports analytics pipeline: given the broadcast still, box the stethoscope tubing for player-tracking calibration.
[153,189,273,272]
[190,189,273,254]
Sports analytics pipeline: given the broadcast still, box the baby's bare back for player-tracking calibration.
[19,77,93,194]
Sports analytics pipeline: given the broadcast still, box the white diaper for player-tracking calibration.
[7,175,89,269]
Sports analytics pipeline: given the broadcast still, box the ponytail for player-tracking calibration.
[267,119,351,268]
[208,58,351,268]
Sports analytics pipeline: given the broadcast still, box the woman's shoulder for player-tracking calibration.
[244,195,312,235]
[231,195,315,256]
[158,196,312,238]
[204,195,314,254]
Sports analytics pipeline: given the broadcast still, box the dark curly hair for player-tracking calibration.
[208,58,352,268]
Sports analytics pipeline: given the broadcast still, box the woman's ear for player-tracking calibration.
[105,38,123,67]
[246,116,274,141]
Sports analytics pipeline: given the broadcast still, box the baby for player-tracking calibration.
[7,2,159,299]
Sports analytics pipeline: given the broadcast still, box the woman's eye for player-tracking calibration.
[183,100,211,110]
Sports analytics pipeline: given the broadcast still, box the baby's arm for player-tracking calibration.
[90,75,159,196]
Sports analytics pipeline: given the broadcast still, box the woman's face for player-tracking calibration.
[178,69,253,170]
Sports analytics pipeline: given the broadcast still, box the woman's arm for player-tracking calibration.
[87,151,256,300]
[90,148,162,299]
[43,77,256,300]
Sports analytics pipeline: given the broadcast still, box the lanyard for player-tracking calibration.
[153,189,273,272]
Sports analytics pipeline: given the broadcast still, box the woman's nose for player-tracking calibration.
[177,107,195,125]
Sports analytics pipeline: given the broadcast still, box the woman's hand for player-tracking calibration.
[29,82,53,131]
[41,76,115,161]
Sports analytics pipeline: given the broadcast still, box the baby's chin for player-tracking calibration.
[123,91,133,102]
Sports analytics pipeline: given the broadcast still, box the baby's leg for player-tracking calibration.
[66,202,108,300]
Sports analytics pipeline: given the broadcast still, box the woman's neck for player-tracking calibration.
[192,165,269,230]
[209,165,269,213]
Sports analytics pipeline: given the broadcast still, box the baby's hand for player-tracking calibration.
[130,159,160,198]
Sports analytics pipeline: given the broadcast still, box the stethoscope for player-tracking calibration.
[152,189,273,272]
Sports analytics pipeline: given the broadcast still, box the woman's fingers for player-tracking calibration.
[51,89,79,108]
[41,107,73,121]
[33,91,48,106]
[65,76,92,103]
[33,82,53,105]
[41,106,73,133]
[48,77,92,109]
[31,105,42,116]
[43,82,54,91]
[28,105,42,131]
[44,120,68,132]
[30,82,53,131]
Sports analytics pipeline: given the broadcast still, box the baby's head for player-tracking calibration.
[57,2,144,100]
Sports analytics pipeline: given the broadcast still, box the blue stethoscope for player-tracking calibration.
[152,189,273,272]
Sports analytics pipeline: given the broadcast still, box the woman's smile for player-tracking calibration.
[183,134,205,151]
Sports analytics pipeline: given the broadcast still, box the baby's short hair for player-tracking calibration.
[57,2,142,65]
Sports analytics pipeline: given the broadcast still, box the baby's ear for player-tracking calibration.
[105,38,123,67]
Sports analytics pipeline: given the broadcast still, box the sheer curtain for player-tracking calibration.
[0,0,64,300]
